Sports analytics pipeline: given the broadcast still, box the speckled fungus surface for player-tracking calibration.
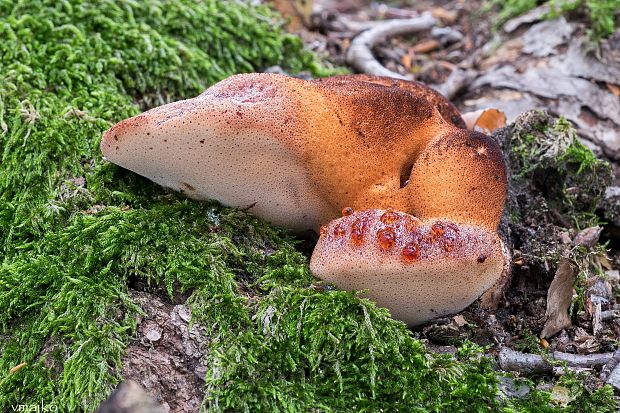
[101,73,508,325]
[310,209,507,325]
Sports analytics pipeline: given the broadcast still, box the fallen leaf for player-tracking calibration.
[431,7,458,24]
[272,0,314,31]
[607,83,620,96]
[550,385,575,407]
[401,51,413,71]
[598,254,612,270]
[540,259,577,338]
[453,315,468,327]
[573,226,602,247]
[10,362,27,374]
[412,39,439,54]
[462,108,507,133]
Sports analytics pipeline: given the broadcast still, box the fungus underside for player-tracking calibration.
[0,1,616,411]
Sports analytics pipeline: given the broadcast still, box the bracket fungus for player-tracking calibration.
[101,73,508,326]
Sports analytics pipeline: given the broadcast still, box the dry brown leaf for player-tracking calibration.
[462,108,507,133]
[599,253,612,270]
[412,39,439,54]
[401,51,413,71]
[431,7,458,24]
[272,0,314,31]
[541,259,577,338]
[607,83,620,96]
[10,362,27,374]
[573,226,602,247]
[453,315,468,327]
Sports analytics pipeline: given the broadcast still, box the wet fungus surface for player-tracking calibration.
[101,73,509,326]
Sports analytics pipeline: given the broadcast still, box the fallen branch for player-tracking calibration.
[431,67,471,101]
[499,347,614,376]
[601,309,619,321]
[346,13,436,80]
[600,348,620,381]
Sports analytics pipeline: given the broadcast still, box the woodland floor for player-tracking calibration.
[268,0,620,405]
[0,0,620,413]
[111,2,620,410]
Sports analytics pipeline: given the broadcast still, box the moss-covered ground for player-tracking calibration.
[0,1,617,412]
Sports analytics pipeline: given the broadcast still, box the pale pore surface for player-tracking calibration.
[310,210,505,325]
[103,126,332,232]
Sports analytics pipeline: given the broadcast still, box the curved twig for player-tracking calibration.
[346,13,436,80]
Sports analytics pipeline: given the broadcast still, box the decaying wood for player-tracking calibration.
[499,348,554,376]
[499,347,615,377]
[592,302,603,336]
[346,13,436,79]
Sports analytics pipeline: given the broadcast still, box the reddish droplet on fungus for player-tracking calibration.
[342,207,354,216]
[431,223,445,238]
[380,210,400,224]
[404,217,421,232]
[350,218,367,245]
[319,226,327,237]
[377,227,396,250]
[402,242,420,263]
[442,240,454,252]
[333,224,346,238]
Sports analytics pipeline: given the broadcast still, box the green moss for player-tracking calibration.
[484,0,538,25]
[0,0,326,255]
[510,112,611,229]
[485,0,619,42]
[0,2,616,412]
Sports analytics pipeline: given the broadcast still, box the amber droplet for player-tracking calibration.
[431,223,445,238]
[442,240,454,252]
[402,243,420,263]
[333,224,345,238]
[350,219,367,245]
[377,228,396,250]
[404,217,421,232]
[342,207,354,216]
[477,255,487,263]
[319,226,327,237]
[380,210,400,224]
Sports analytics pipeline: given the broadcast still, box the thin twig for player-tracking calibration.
[346,13,436,80]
